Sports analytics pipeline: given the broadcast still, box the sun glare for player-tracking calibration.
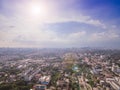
[31,5,41,15]
[27,1,52,20]
[29,3,46,17]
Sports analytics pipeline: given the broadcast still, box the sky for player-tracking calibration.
[0,0,120,48]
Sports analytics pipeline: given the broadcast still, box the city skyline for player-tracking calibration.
[0,0,120,48]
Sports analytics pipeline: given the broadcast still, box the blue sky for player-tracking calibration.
[0,0,120,48]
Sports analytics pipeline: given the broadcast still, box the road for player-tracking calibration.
[78,76,92,90]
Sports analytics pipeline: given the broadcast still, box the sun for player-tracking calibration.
[27,2,51,19]
[29,3,46,17]
[31,5,41,15]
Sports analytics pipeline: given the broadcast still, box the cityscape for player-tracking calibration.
[0,0,120,90]
[0,48,120,90]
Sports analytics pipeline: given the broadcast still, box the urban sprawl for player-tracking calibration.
[0,48,120,90]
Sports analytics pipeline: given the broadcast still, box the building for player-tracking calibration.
[33,84,47,90]
[39,75,51,85]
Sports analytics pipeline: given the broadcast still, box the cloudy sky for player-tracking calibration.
[0,0,120,48]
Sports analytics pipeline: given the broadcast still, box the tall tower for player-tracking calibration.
[112,63,117,72]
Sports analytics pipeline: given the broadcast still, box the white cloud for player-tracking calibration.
[40,13,106,29]
[0,13,118,48]
[68,31,86,39]
[89,31,119,42]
